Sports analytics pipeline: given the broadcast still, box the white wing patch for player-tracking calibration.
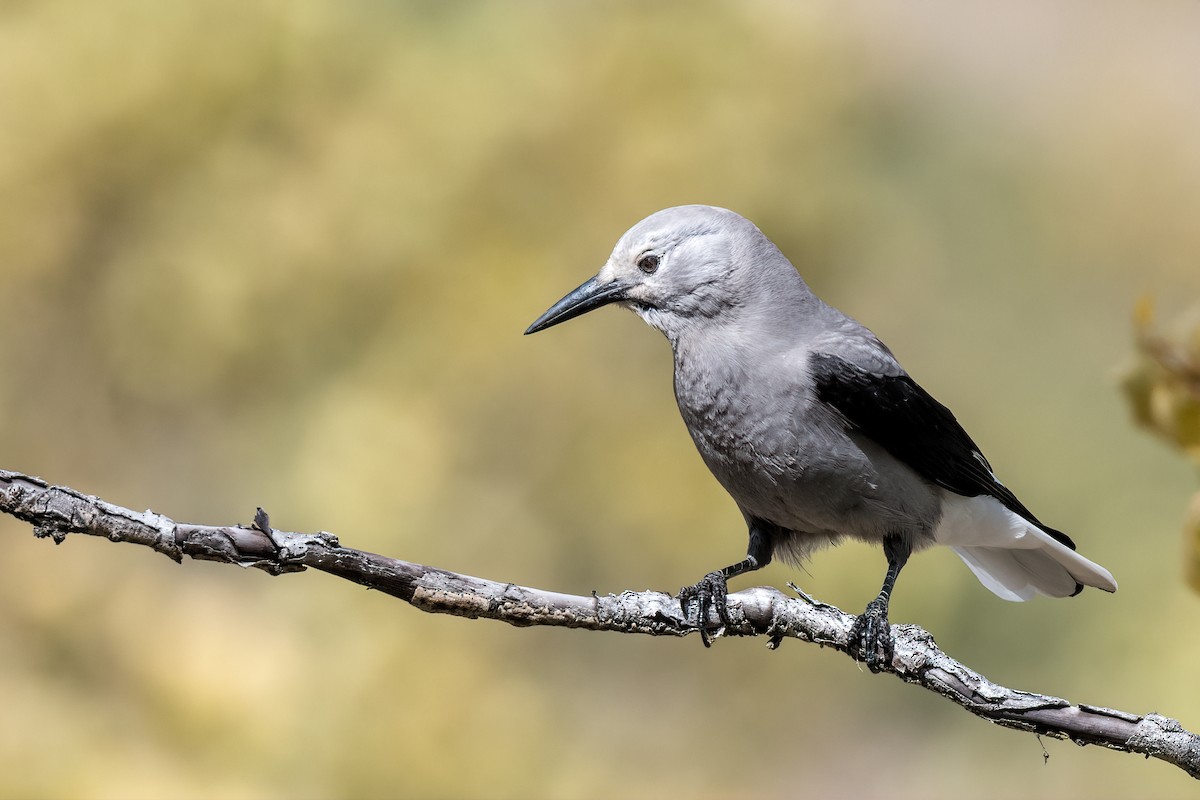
[934,492,1118,601]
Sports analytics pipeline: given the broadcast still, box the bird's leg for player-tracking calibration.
[848,535,911,672]
[679,519,775,647]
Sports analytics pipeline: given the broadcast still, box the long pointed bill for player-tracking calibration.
[524,276,628,335]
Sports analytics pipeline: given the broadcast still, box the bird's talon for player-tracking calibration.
[848,598,894,673]
[678,571,729,646]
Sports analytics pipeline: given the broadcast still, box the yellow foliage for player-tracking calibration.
[1122,300,1200,597]
[1123,300,1200,460]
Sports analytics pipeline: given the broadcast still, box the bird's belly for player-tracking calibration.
[686,409,940,550]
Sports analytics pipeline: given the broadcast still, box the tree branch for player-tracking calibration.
[2,468,1197,778]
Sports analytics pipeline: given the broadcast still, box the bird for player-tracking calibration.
[524,204,1117,671]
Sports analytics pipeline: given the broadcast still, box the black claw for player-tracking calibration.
[678,571,729,647]
[848,597,894,673]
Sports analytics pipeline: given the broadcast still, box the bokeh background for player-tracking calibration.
[2,2,1199,798]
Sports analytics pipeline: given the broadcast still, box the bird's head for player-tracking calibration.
[525,205,801,342]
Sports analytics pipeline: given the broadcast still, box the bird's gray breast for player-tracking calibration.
[671,346,940,550]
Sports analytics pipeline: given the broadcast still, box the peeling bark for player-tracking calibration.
[1,468,1196,779]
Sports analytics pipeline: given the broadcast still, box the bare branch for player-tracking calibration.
[2,468,1197,779]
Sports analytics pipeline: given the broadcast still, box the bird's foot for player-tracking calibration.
[848,596,894,673]
[678,571,729,648]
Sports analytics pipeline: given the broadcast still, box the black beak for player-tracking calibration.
[524,276,628,335]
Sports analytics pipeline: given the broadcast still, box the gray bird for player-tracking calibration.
[525,205,1117,670]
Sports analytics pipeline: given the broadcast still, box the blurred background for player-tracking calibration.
[2,1,1199,798]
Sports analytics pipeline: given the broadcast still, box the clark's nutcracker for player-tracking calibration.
[525,205,1116,670]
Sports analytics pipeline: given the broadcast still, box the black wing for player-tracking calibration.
[808,352,1077,551]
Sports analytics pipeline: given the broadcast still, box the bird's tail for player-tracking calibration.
[935,494,1118,602]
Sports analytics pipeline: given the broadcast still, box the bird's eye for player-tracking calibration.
[636,253,660,274]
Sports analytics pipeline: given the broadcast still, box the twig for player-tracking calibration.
[1,468,1197,778]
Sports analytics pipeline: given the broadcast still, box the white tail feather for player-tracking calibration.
[935,493,1117,601]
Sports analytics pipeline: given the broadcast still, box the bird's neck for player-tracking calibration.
[665,285,820,354]
[670,315,788,401]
